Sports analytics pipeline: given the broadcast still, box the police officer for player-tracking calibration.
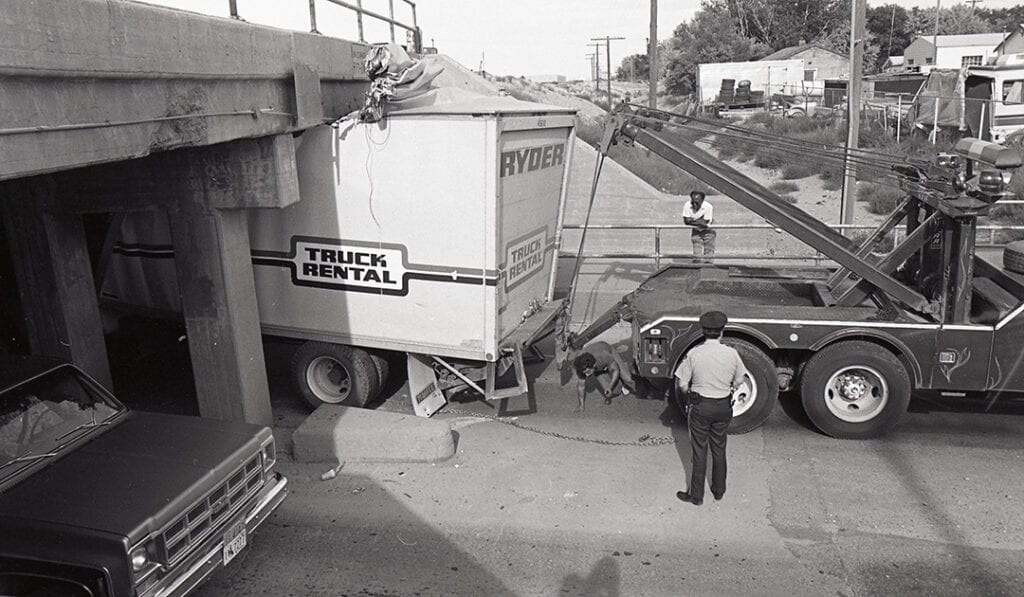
[675,310,746,506]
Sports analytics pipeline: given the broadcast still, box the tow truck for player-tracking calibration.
[561,104,1024,439]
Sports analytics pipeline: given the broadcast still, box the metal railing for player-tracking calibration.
[227,0,421,51]
[559,222,1024,269]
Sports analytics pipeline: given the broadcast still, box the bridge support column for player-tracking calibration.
[0,177,112,387]
[168,203,272,426]
[162,136,298,426]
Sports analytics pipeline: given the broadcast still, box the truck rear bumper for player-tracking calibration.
[147,473,289,597]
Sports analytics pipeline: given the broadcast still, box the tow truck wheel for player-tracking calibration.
[800,340,911,439]
[292,342,380,409]
[723,339,779,434]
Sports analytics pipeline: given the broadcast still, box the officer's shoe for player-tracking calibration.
[713,492,724,501]
[676,491,703,506]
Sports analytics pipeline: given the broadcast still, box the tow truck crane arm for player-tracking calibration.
[558,104,1021,355]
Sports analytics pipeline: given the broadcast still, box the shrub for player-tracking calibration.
[780,162,818,180]
[989,204,1024,243]
[849,229,895,253]
[858,182,903,215]
[770,181,800,193]
[779,194,799,204]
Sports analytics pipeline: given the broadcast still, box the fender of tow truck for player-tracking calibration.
[806,328,924,386]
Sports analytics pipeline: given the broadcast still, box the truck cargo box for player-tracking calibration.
[103,97,576,403]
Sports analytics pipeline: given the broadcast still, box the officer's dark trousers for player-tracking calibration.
[687,396,733,501]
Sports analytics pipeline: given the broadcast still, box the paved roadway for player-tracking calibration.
[191,336,1024,597]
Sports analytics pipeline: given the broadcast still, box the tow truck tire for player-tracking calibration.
[799,340,911,439]
[723,339,779,434]
[292,342,380,409]
[1004,240,1024,274]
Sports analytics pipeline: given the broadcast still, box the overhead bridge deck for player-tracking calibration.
[0,0,374,425]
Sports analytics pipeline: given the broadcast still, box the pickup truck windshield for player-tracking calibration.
[0,367,122,473]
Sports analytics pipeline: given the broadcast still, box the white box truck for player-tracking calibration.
[103,97,576,416]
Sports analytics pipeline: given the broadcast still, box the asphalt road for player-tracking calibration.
[192,342,1024,597]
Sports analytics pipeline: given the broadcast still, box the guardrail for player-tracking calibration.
[227,0,421,51]
[559,222,1024,269]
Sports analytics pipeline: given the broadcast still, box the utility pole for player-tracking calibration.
[649,0,658,109]
[933,0,941,69]
[588,42,602,91]
[591,35,625,112]
[840,0,866,230]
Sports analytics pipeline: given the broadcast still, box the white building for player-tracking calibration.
[902,33,1008,73]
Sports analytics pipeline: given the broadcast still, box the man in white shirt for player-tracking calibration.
[682,190,715,263]
[674,310,746,506]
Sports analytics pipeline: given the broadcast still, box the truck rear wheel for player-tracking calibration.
[799,340,911,439]
[723,339,779,434]
[292,342,380,409]
[369,351,391,395]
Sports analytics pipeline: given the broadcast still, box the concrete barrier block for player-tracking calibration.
[291,405,455,463]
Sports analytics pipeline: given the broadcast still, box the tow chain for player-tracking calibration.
[442,408,677,447]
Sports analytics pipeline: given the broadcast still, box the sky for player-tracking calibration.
[145,0,1024,81]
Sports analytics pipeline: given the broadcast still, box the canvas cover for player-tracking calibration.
[907,69,967,131]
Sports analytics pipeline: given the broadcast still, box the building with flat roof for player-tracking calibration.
[902,33,1008,73]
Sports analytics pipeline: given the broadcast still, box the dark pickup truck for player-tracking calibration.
[0,356,288,596]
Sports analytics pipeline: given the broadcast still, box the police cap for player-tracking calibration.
[690,190,706,201]
[699,310,727,330]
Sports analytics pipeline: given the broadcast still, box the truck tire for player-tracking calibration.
[799,340,911,439]
[292,342,380,409]
[369,351,391,396]
[723,339,779,434]
[1004,240,1024,274]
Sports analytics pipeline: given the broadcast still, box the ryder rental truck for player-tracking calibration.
[102,97,576,416]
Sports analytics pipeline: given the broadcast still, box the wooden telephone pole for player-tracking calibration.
[587,42,602,91]
[840,0,866,229]
[649,0,658,108]
[591,35,625,112]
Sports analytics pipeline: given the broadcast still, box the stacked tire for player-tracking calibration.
[1004,240,1024,274]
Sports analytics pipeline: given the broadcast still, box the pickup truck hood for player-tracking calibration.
[0,411,267,540]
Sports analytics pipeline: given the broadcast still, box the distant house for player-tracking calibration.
[526,74,566,85]
[995,25,1024,55]
[882,56,905,73]
[759,44,848,82]
[902,33,1007,73]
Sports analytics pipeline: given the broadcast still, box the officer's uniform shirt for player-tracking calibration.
[674,338,745,399]
[682,201,714,226]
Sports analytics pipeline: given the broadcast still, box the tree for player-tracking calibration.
[815,17,882,75]
[712,0,847,51]
[662,2,770,95]
[617,54,649,81]
[867,4,914,67]
[978,6,1024,34]
[907,5,991,38]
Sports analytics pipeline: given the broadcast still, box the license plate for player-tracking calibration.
[222,521,247,566]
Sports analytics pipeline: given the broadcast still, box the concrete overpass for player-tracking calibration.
[0,0,375,425]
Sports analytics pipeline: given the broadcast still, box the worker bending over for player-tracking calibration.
[572,341,636,412]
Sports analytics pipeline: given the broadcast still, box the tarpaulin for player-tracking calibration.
[907,69,967,132]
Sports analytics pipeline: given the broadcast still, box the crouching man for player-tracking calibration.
[572,341,636,412]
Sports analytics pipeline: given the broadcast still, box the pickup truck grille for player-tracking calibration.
[160,453,264,564]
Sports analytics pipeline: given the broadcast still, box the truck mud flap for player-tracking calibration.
[407,353,448,417]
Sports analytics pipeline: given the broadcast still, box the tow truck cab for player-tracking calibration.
[0,356,288,597]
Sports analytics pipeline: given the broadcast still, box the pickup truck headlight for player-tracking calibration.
[261,437,277,472]
[130,546,149,572]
